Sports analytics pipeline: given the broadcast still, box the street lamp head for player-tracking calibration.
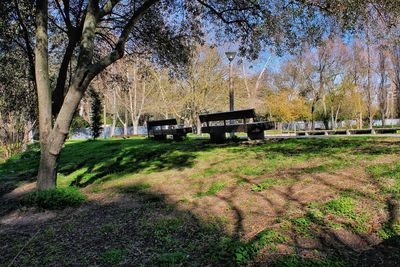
[225,51,237,62]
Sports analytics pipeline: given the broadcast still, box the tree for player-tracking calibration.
[0,45,36,158]
[29,0,400,190]
[89,88,102,139]
[265,88,310,124]
[176,46,226,132]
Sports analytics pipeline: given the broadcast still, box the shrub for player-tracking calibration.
[23,187,86,210]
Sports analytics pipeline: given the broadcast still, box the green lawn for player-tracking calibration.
[1,137,400,266]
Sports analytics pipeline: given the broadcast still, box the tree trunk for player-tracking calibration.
[196,116,202,134]
[132,119,139,135]
[124,111,128,136]
[323,119,329,130]
[111,90,117,137]
[366,19,373,130]
[37,148,58,189]
[311,105,315,131]
[103,103,107,138]
[35,0,54,190]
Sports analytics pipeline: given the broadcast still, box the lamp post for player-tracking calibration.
[225,51,237,112]
[225,51,236,139]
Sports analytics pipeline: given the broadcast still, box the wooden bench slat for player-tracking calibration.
[147,119,178,128]
[147,118,192,140]
[199,109,256,123]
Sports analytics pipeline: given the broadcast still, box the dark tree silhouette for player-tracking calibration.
[89,89,102,140]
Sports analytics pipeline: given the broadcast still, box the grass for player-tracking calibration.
[22,187,86,210]
[195,181,226,197]
[1,136,400,266]
[117,182,151,194]
[366,161,400,194]
[100,248,127,265]
[324,197,355,216]
[251,178,278,192]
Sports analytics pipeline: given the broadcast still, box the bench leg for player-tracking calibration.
[248,131,265,140]
[209,132,226,143]
[154,134,167,140]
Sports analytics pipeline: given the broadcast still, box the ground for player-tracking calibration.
[1,137,400,266]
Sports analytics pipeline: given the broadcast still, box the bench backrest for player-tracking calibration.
[147,118,177,129]
[199,109,256,123]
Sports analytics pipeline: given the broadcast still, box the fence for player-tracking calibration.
[282,119,400,131]
[69,119,400,139]
[69,126,147,140]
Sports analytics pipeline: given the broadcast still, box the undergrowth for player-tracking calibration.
[23,187,86,210]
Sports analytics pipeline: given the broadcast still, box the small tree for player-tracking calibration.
[89,89,102,140]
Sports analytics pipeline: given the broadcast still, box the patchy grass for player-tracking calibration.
[195,181,226,197]
[366,161,400,194]
[117,182,151,194]
[22,187,86,210]
[1,137,400,266]
[251,178,278,192]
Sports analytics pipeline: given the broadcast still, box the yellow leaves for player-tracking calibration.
[265,89,310,122]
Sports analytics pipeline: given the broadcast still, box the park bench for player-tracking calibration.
[199,108,274,143]
[147,118,192,141]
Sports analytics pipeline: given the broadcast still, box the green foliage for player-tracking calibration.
[100,248,126,265]
[251,178,277,192]
[291,217,313,236]
[70,115,90,132]
[195,182,226,197]
[377,222,400,240]
[88,88,103,140]
[313,197,370,234]
[23,187,86,210]
[212,229,288,265]
[324,197,355,216]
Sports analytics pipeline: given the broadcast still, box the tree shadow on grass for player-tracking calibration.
[61,138,219,187]
[0,138,218,195]
[2,185,398,266]
[0,190,254,266]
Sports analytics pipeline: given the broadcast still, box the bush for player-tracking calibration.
[23,187,86,210]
